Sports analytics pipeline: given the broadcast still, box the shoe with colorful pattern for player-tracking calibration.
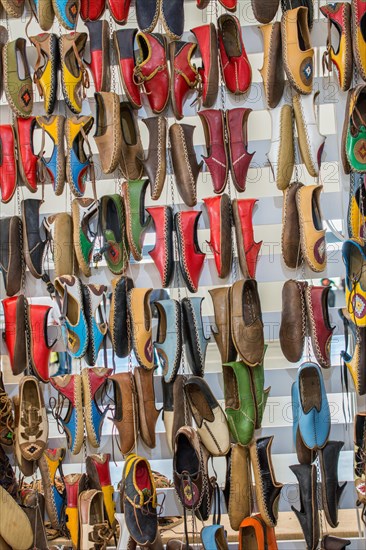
[82,283,108,366]
[38,448,66,531]
[30,33,59,115]
[86,453,116,528]
[36,115,66,195]
[65,116,94,197]
[81,367,112,448]
[52,0,79,30]
[343,238,366,327]
[60,32,89,114]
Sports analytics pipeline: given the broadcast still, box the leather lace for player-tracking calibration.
[89,522,114,549]
[0,389,13,436]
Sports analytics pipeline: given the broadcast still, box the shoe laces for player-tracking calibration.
[0,390,13,428]
[90,522,115,549]
[21,403,42,437]
[49,395,66,436]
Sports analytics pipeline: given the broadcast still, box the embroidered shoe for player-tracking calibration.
[99,194,129,275]
[140,116,167,199]
[18,375,48,461]
[55,275,89,358]
[175,210,205,293]
[12,395,36,477]
[3,38,33,117]
[342,238,366,327]
[60,32,89,114]
[78,489,113,550]
[94,92,122,174]
[128,287,154,370]
[38,448,66,531]
[82,367,112,448]
[122,179,149,261]
[218,14,251,95]
[147,206,174,288]
[72,197,98,277]
[14,117,38,193]
[109,276,134,358]
[203,194,232,279]
[82,283,108,366]
[0,125,17,203]
[296,184,327,273]
[30,33,59,115]
[154,299,182,383]
[86,454,116,528]
[21,199,47,279]
[65,115,94,197]
[52,0,79,30]
[36,115,66,195]
[182,297,210,377]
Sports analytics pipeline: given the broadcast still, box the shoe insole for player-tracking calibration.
[311,194,322,231]
[106,200,120,239]
[222,19,241,57]
[240,527,259,550]
[300,367,321,413]
[135,461,151,493]
[176,434,199,476]
[353,94,366,129]
[187,385,214,424]
[120,106,138,146]
[222,365,239,410]
[297,16,309,52]
[95,95,107,137]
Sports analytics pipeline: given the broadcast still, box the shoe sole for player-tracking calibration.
[205,23,219,108]
[0,486,33,549]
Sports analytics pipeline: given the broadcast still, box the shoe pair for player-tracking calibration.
[135,0,184,40]
[339,308,366,396]
[81,0,129,24]
[280,280,334,368]
[281,183,327,273]
[50,367,112,455]
[30,0,79,31]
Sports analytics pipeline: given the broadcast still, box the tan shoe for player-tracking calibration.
[119,102,144,180]
[259,22,284,108]
[94,91,122,174]
[0,486,33,550]
[134,366,160,449]
[44,212,74,277]
[267,103,294,190]
[296,184,327,273]
[109,372,138,455]
[17,375,48,461]
[223,443,252,530]
[281,182,304,269]
[128,288,154,370]
[78,489,113,550]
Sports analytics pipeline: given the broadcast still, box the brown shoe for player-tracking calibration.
[259,22,284,108]
[209,286,237,364]
[140,116,167,200]
[296,184,327,273]
[169,123,202,207]
[279,279,307,363]
[281,181,304,269]
[134,367,160,449]
[0,372,14,447]
[109,372,138,456]
[119,102,144,180]
[17,376,48,461]
[223,443,252,531]
[162,375,191,454]
[78,489,113,550]
[94,91,122,174]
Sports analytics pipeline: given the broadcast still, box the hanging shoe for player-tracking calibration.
[319,441,346,528]
[134,367,160,449]
[175,210,205,293]
[250,347,270,429]
[109,276,134,358]
[122,179,149,261]
[60,32,89,114]
[134,32,170,114]
[64,473,86,548]
[162,375,191,454]
[85,20,110,93]
[154,299,182,383]
[78,489,113,550]
[140,116,167,200]
[226,108,254,192]
[108,0,131,24]
[223,444,252,531]
[1,0,25,17]
[44,212,74,277]
[182,297,210,377]
[354,412,366,512]
[52,0,79,29]
[259,22,284,109]
[38,448,66,531]
[17,375,48,461]
[80,0,105,20]
[128,288,154,370]
[342,238,366,327]
[267,103,294,190]
[3,38,33,118]
[321,536,351,550]
[29,0,54,30]
[82,283,108,366]
[99,194,129,275]
[28,303,55,382]
[169,41,200,120]
[109,372,138,455]
[290,464,320,550]
[82,367,112,448]
[161,0,184,40]
[348,173,366,240]
[113,28,141,110]
[36,115,66,196]
[14,117,38,193]
[201,525,229,550]
[305,285,334,369]
[72,197,98,277]
[0,216,23,296]
[281,0,314,29]
[203,194,232,279]
[21,199,47,279]
[12,395,37,476]
[86,454,116,528]
[198,109,228,194]
[0,124,17,203]
[30,33,58,115]
[147,206,174,287]
[281,182,304,269]
[2,295,28,375]
[170,122,202,207]
[279,279,307,363]
[340,308,366,395]
[65,115,94,197]
[135,0,159,33]
[191,24,219,107]
[0,26,8,99]
[239,514,278,550]
[0,372,14,447]
[232,198,262,279]
[119,102,144,180]
[94,92,122,174]
[209,286,237,364]
[0,486,33,550]
[296,184,327,273]
[54,275,89,358]
[352,0,366,82]
[50,375,84,454]
[343,85,366,173]
[252,0,279,23]
[218,14,251,95]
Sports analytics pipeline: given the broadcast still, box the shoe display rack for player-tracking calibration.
[1,0,366,549]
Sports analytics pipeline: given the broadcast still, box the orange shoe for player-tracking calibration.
[239,514,278,550]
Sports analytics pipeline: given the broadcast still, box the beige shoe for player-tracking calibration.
[12,396,37,476]
[17,375,48,462]
[224,443,252,531]
[78,489,113,550]
[259,22,284,109]
[267,103,295,190]
[0,487,33,550]
[94,91,122,174]
[44,212,74,277]
[296,184,327,273]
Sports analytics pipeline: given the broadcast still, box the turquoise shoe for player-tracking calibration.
[52,0,79,30]
[82,283,108,366]
[82,367,112,448]
[201,525,228,550]
[65,116,94,197]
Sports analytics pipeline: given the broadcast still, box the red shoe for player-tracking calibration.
[2,295,27,375]
[147,206,174,288]
[191,23,219,107]
[170,40,200,120]
[0,125,17,203]
[305,285,335,369]
[85,20,110,92]
[226,108,254,192]
[218,14,251,95]
[232,198,262,279]
[14,117,38,193]
[113,28,141,109]
[108,0,131,24]
[175,210,205,293]
[203,194,232,279]
[28,304,55,382]
[80,0,105,20]
[219,0,237,10]
[86,454,116,528]
[198,109,228,194]
[134,32,170,114]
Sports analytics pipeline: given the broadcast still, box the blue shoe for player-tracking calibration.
[154,299,182,383]
[82,283,108,366]
[52,0,79,30]
[65,116,94,197]
[201,525,228,550]
[82,367,112,448]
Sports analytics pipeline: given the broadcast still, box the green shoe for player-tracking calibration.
[122,179,150,261]
[72,198,98,277]
[100,194,129,275]
[345,84,366,172]
[249,344,270,429]
[3,38,33,118]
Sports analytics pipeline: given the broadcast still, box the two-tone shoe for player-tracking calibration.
[162,375,191,454]
[82,283,108,366]
[78,489,113,549]
[30,33,58,115]
[64,473,87,548]
[17,375,48,461]
[2,294,28,375]
[99,194,129,275]
[60,32,89,114]
[203,194,232,279]
[0,216,24,296]
[36,115,66,195]
[201,525,229,550]
[12,395,37,476]
[154,299,182,383]
[121,179,149,261]
[109,275,134,358]
[352,0,366,82]
[85,20,110,92]
[239,514,278,550]
[28,303,55,381]
[113,28,141,110]
[354,412,366,510]
[3,38,33,118]
[38,448,66,531]
[128,287,154,370]
[52,0,79,29]
[175,210,205,293]
[170,122,202,206]
[72,197,98,277]
[182,297,210,377]
[65,115,94,197]
[342,238,366,327]
[82,367,112,448]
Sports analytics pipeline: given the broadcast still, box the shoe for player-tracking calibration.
[352,0,366,82]
[230,278,264,367]
[30,33,58,115]
[71,197,98,277]
[191,24,219,107]
[232,198,262,279]
[281,0,314,29]
[12,395,37,476]
[279,279,307,362]
[209,286,237,364]
[2,295,27,375]
[82,283,108,366]
[128,287,154,370]
[319,441,346,528]
[0,125,17,203]
[343,238,366,327]
[134,32,170,114]
[38,448,66,531]
[36,115,66,195]
[14,117,38,192]
[223,444,252,531]
[175,210,205,293]
[218,14,251,95]
[78,489,113,549]
[305,285,334,369]
[267,103,294,191]
[109,276,134,358]
[344,85,366,173]
[121,454,160,547]
[1,0,25,17]
[52,0,79,29]
[64,473,86,548]
[0,486,33,550]
[99,194,129,275]
[108,0,130,24]
[17,375,48,461]
[29,0,54,30]
[348,173,366,240]
[21,199,47,278]
[281,7,313,94]
[198,109,228,194]
[226,108,254,192]
[134,367,160,448]
[147,206,174,287]
[141,116,167,200]
[50,374,84,454]
[155,299,182,383]
[55,275,89,358]
[122,179,149,261]
[3,38,33,118]
[94,92,121,174]
[113,28,141,110]
[44,212,74,277]
[65,115,94,197]
[320,3,352,92]
[170,123,202,207]
[182,297,210,377]
[136,0,160,33]
[162,375,191,454]
[249,436,283,527]
[259,22,284,108]
[80,0,105,20]
[0,26,7,99]
[119,102,144,180]
[292,362,331,450]
[0,444,18,497]
[239,514,278,550]
[184,376,230,456]
[28,303,55,381]
[60,32,89,114]
[281,182,303,268]
[296,184,327,272]
[85,21,110,93]
[201,525,228,550]
[170,41,200,119]
[0,216,23,296]
[321,536,351,550]
[354,413,366,509]
[340,308,366,395]
[203,194,232,279]
[0,372,14,447]
[161,0,184,39]
[109,372,137,455]
[251,347,270,430]
[252,0,279,23]
[82,367,112,448]
[293,92,325,177]
[290,464,320,550]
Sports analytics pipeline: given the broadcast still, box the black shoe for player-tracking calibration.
[319,441,346,528]
[21,199,47,279]
[0,216,23,296]
[182,297,209,377]
[161,0,184,40]
[136,0,160,33]
[109,275,134,358]
[321,535,351,549]
[290,464,320,550]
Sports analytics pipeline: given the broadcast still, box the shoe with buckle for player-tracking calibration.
[14,117,38,192]
[3,38,33,118]
[0,124,17,203]
[119,102,144,180]
[72,197,98,277]
[109,276,134,358]
[65,115,94,197]
[209,286,237,364]
[94,92,122,174]
[232,198,262,279]
[44,212,74,277]
[252,0,279,23]
[170,122,202,207]
[21,199,47,279]
[128,287,154,370]
[155,299,182,383]
[17,375,48,461]
[296,184,327,273]
[78,488,113,550]
[218,14,251,95]
[50,374,84,455]
[99,194,129,275]
[290,464,320,550]
[108,0,131,24]
[0,216,23,296]
[80,0,105,20]
[82,283,108,366]
[85,20,110,93]
[140,116,167,200]
[223,444,252,530]
[191,24,219,107]
[342,238,366,327]
[0,372,14,447]
[2,294,28,375]
[38,448,66,531]
[36,115,66,195]
[226,108,254,192]
[134,366,160,449]
[122,179,149,261]
[147,206,174,288]
[82,367,112,448]
[267,102,294,191]
[175,210,205,293]
[280,279,307,363]
[198,109,228,194]
[182,297,210,377]
[28,303,55,382]
[203,194,232,279]
[113,28,141,110]
[52,0,79,29]
[30,33,58,115]
[305,285,334,369]
[259,22,284,109]
[281,182,303,268]
[60,32,89,114]
[170,41,200,119]
[109,372,138,455]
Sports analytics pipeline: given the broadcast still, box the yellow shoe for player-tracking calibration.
[86,454,116,528]
[64,473,86,549]
[342,238,366,327]
[30,33,58,115]
[60,32,89,114]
